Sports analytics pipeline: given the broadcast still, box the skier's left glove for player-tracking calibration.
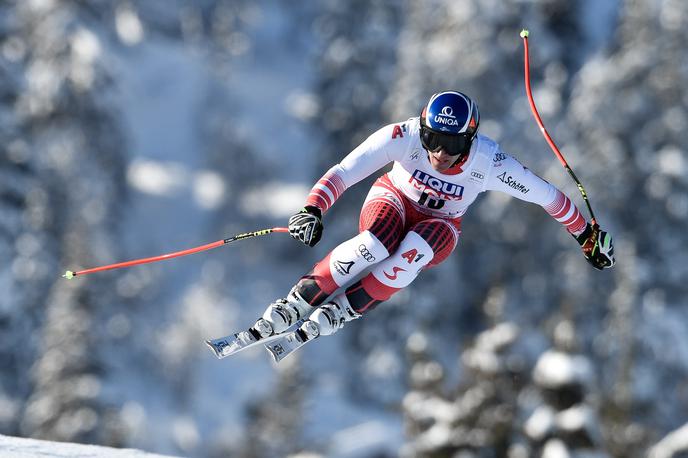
[288,206,323,247]
[574,222,615,270]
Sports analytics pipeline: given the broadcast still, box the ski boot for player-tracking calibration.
[265,295,361,363]
[205,289,312,359]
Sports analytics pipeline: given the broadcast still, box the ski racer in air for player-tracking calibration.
[207,90,615,361]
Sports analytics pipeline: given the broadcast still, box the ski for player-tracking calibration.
[205,320,303,359]
[264,321,320,363]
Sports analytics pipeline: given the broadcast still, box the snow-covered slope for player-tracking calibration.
[0,434,179,458]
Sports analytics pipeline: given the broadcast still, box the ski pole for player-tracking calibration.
[519,29,597,226]
[62,227,288,279]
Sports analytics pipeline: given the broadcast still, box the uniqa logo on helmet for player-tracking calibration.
[433,106,459,127]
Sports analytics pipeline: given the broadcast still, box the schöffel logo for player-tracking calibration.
[333,260,355,275]
[412,170,464,197]
[497,171,530,193]
[434,105,459,127]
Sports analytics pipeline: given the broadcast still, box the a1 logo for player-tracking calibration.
[401,249,425,264]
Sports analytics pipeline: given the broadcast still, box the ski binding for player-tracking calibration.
[205,319,305,359]
[265,321,320,363]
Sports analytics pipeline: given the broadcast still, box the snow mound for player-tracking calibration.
[0,434,180,458]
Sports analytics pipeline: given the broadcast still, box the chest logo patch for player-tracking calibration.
[410,169,464,199]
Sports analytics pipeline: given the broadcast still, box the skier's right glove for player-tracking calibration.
[288,206,323,247]
[574,222,615,270]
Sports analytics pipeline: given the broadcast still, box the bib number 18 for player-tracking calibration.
[418,191,445,210]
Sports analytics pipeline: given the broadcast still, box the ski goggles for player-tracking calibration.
[420,126,474,156]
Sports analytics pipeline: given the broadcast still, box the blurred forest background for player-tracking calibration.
[1,0,687,457]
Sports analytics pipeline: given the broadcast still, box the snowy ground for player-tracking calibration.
[0,434,179,458]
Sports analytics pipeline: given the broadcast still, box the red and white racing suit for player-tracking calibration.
[294,117,587,314]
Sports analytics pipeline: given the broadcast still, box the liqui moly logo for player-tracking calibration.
[411,170,464,197]
[434,106,459,126]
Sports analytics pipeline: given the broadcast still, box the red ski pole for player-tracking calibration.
[520,29,597,226]
[63,227,288,279]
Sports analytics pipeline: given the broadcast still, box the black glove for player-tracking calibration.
[574,223,615,270]
[288,206,323,247]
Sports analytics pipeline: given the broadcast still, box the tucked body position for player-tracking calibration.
[206,91,615,362]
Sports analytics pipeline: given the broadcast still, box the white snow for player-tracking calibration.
[533,350,593,389]
[524,405,555,441]
[115,4,145,46]
[126,159,190,196]
[648,422,688,458]
[240,182,311,218]
[541,438,571,458]
[0,434,180,458]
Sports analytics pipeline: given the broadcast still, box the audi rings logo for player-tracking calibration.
[440,106,455,118]
[358,244,376,262]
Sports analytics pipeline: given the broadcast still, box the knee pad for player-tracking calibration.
[410,219,459,266]
[327,230,390,287]
[370,231,434,290]
[359,199,405,253]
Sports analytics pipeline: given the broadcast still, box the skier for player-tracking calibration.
[207,91,615,361]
